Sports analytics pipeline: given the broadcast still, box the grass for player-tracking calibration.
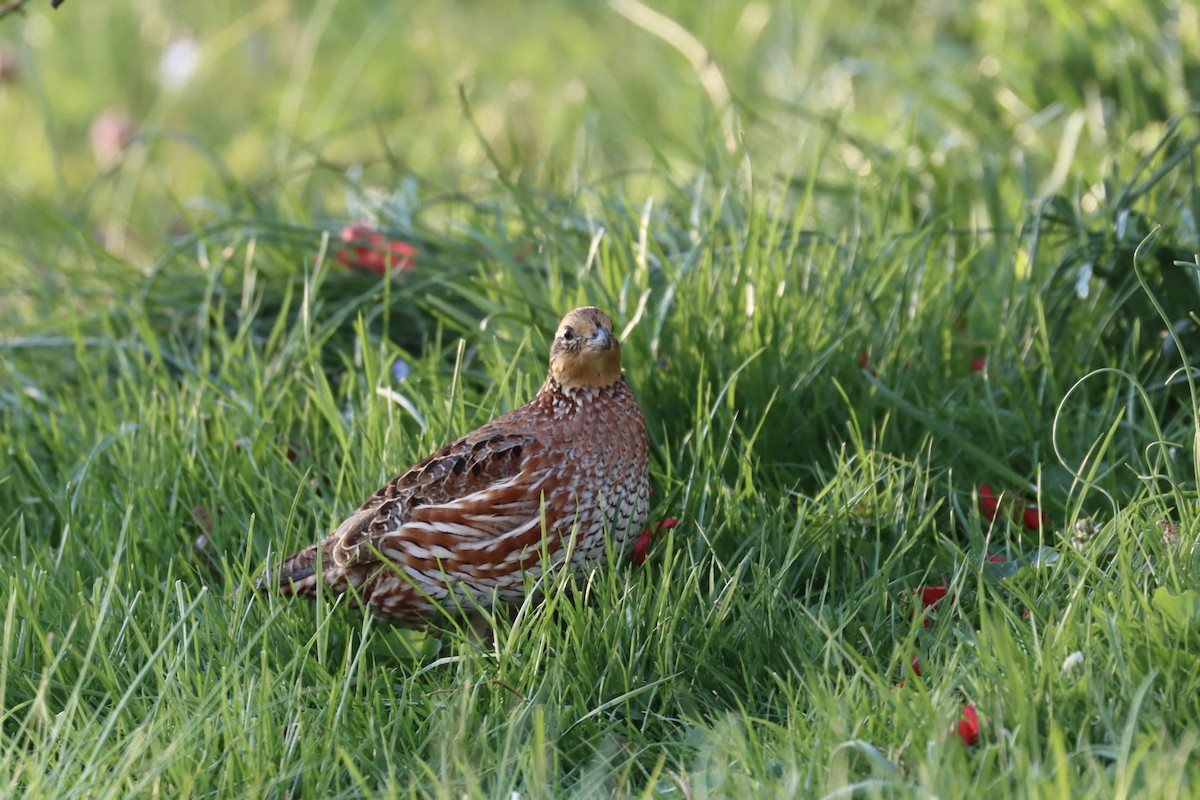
[2,0,1200,796]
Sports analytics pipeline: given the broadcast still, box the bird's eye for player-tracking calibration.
[561,328,576,342]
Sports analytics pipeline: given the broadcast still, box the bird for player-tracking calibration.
[258,306,650,627]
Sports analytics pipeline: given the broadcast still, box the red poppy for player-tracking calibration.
[957,705,980,746]
[969,358,986,373]
[913,585,949,628]
[631,530,652,564]
[90,109,136,168]
[630,518,679,565]
[334,223,416,275]
[987,553,1006,563]
[919,586,948,607]
[897,653,923,688]
[1020,505,1047,531]
[0,48,17,85]
[977,485,999,521]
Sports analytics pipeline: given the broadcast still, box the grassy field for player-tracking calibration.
[2,0,1200,796]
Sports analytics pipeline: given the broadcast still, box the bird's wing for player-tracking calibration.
[329,430,553,568]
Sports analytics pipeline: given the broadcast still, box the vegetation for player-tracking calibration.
[1,0,1198,796]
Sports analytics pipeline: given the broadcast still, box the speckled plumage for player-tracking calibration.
[259,307,650,626]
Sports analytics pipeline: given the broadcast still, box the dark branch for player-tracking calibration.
[0,0,63,21]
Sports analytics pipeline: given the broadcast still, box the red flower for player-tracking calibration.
[90,109,136,168]
[978,485,999,521]
[919,586,948,607]
[334,223,416,275]
[630,518,679,565]
[913,585,949,628]
[897,653,922,688]
[987,553,1006,563]
[969,358,986,373]
[1020,505,1047,531]
[957,705,980,746]
[0,47,17,85]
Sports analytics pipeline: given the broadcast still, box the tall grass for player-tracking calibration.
[2,0,1199,796]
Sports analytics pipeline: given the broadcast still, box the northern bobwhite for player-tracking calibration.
[258,307,650,626]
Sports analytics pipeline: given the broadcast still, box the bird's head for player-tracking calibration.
[547,306,622,390]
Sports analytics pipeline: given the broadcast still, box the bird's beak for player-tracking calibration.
[586,326,614,350]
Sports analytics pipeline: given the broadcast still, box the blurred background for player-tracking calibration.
[3,0,1195,269]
